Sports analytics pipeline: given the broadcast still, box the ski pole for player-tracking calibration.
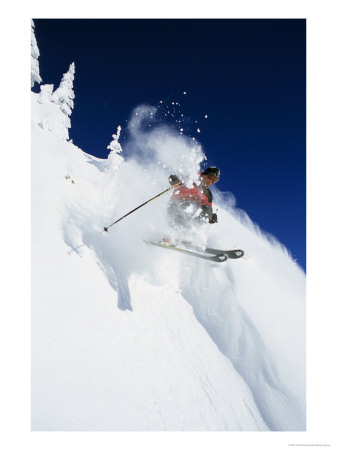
[103,181,182,232]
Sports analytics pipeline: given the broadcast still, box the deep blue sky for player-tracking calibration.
[33,19,306,270]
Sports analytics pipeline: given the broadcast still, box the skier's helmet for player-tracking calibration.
[201,167,220,182]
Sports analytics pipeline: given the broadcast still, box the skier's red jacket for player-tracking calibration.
[168,174,213,220]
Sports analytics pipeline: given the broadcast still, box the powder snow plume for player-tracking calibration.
[126,104,205,187]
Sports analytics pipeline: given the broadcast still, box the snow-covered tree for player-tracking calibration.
[37,84,54,104]
[31,20,42,88]
[51,62,75,115]
[105,126,124,172]
[51,63,75,139]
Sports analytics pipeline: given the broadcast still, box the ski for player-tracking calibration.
[181,241,244,259]
[144,240,228,263]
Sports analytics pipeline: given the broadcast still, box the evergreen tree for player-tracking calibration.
[105,126,124,172]
[51,63,75,139]
[38,84,54,104]
[51,63,75,114]
[31,20,42,88]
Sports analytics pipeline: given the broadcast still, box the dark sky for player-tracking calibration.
[33,19,306,270]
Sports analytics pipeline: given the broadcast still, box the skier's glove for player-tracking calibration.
[209,213,218,224]
[169,174,181,186]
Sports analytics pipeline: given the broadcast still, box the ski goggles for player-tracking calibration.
[207,173,219,183]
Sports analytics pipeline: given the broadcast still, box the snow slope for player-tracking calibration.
[31,91,305,431]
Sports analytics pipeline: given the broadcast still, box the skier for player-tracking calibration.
[162,167,220,243]
[103,164,244,262]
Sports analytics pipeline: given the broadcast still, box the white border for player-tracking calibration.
[1,1,336,449]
